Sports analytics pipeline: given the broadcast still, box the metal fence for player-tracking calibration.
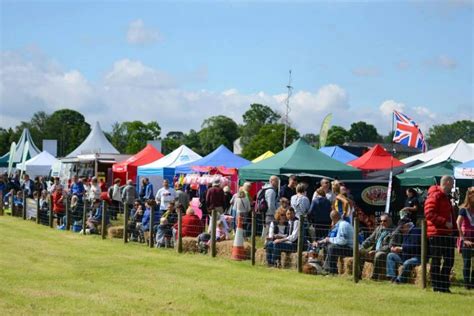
[2,191,471,292]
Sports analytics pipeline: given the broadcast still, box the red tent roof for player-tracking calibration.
[113,144,164,173]
[347,144,404,171]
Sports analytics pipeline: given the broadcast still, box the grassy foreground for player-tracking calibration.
[0,217,471,315]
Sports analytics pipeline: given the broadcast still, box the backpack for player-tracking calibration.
[255,187,274,214]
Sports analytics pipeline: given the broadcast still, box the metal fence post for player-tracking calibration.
[353,217,360,283]
[251,211,256,266]
[210,208,217,257]
[82,200,87,235]
[36,196,40,224]
[149,206,154,248]
[48,195,53,228]
[101,201,107,240]
[297,215,305,273]
[421,219,428,289]
[177,208,183,253]
[123,203,129,243]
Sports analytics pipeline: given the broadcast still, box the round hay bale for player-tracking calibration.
[182,237,199,253]
[107,226,124,239]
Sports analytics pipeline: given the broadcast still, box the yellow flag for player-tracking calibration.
[319,113,333,148]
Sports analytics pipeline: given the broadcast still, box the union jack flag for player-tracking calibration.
[393,111,427,152]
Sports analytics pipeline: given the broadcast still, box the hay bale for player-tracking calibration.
[342,257,354,276]
[362,261,374,279]
[255,248,267,265]
[182,237,199,253]
[215,240,252,259]
[280,251,308,269]
[107,226,124,239]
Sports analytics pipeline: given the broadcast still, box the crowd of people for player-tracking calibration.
[1,171,472,293]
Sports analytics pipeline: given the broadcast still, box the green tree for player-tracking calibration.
[427,120,474,147]
[242,123,299,159]
[108,122,127,153]
[241,104,281,147]
[302,133,319,147]
[199,115,239,154]
[0,128,15,155]
[183,129,202,155]
[326,126,349,146]
[43,109,91,157]
[348,121,382,142]
[162,131,185,154]
[383,131,395,143]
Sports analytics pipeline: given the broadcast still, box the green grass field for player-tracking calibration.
[0,216,471,315]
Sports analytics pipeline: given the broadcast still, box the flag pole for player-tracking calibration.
[384,112,395,214]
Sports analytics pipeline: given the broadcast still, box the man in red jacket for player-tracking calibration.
[424,175,456,293]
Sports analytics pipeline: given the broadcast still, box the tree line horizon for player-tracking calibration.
[1,105,472,160]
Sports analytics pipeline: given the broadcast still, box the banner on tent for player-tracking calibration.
[26,198,37,219]
[361,185,396,206]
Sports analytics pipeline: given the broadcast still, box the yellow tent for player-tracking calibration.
[252,151,275,163]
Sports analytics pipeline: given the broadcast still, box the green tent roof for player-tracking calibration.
[396,159,461,187]
[0,129,41,167]
[239,138,362,181]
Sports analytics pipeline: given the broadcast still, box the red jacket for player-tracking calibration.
[424,185,456,237]
[177,214,203,238]
[52,191,65,213]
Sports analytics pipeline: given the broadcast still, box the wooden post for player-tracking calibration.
[0,191,4,216]
[123,203,129,243]
[82,200,87,235]
[421,219,428,289]
[297,215,304,273]
[353,217,360,283]
[48,194,53,228]
[22,190,27,220]
[65,195,71,231]
[177,208,183,253]
[149,206,155,248]
[36,196,40,224]
[210,208,217,257]
[9,195,14,216]
[101,201,107,240]
[251,211,256,266]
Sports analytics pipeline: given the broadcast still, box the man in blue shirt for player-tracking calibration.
[317,210,354,274]
[144,178,154,200]
[70,175,85,202]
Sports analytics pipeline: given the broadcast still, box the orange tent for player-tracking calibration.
[112,144,164,183]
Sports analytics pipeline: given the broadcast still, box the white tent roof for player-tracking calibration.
[16,151,59,177]
[1,128,41,163]
[137,145,202,175]
[402,139,474,164]
[67,122,119,158]
[406,139,474,172]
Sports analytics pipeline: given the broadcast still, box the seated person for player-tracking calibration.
[315,210,353,274]
[359,214,393,280]
[139,199,161,243]
[266,207,299,267]
[86,199,110,234]
[162,201,178,226]
[211,220,227,244]
[156,217,173,248]
[177,207,203,238]
[386,220,421,283]
[265,208,288,248]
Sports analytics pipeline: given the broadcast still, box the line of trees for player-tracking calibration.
[0,105,472,159]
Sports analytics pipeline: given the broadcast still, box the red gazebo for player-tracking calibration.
[348,144,404,171]
[112,144,164,184]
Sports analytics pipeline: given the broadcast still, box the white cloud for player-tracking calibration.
[126,19,160,45]
[379,100,406,116]
[426,55,457,69]
[1,49,470,139]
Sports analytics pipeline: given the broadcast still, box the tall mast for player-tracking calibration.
[283,70,293,148]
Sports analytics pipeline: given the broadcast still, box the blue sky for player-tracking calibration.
[1,1,472,135]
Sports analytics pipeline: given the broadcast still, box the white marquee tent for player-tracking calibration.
[16,151,59,178]
[67,122,119,158]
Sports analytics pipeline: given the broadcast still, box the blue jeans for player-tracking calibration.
[266,241,297,265]
[462,246,473,287]
[386,253,420,283]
